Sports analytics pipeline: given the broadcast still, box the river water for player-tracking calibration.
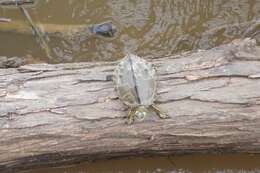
[1,0,260,173]
[0,0,259,63]
[22,154,260,173]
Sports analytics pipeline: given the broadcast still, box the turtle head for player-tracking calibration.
[134,106,149,121]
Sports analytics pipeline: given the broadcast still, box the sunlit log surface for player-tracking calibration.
[0,38,260,172]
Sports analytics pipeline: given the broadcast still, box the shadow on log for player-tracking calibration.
[0,38,260,172]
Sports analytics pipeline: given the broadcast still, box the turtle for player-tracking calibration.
[113,54,168,124]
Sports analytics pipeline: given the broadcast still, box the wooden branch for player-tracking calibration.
[0,19,88,37]
[0,38,260,172]
[0,18,11,23]
[0,19,117,40]
[0,0,34,6]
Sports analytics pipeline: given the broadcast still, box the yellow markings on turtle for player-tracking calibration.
[127,107,136,124]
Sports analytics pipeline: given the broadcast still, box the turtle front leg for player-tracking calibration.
[127,107,136,124]
[150,105,169,119]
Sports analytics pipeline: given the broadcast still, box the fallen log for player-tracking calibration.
[0,38,260,172]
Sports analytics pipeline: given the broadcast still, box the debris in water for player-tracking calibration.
[0,17,11,22]
[0,0,34,6]
[89,21,117,38]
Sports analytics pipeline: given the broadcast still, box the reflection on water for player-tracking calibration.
[23,154,260,173]
[0,0,259,63]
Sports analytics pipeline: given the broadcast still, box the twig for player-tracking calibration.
[19,4,53,60]
[0,17,11,22]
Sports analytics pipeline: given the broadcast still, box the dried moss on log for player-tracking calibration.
[0,39,260,173]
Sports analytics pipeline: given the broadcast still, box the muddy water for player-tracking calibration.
[24,154,260,173]
[0,0,260,63]
[1,0,260,173]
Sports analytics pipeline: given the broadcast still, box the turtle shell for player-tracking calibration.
[114,54,156,107]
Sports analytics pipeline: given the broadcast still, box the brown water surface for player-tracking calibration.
[0,0,259,63]
[1,1,260,173]
[23,154,260,173]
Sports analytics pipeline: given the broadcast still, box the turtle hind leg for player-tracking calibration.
[150,105,169,119]
[126,107,136,125]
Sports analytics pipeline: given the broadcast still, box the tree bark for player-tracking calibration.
[0,38,260,172]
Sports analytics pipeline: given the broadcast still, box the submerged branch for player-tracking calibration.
[19,5,53,60]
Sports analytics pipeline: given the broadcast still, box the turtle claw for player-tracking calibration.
[150,105,169,119]
[159,112,169,119]
[126,118,134,125]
